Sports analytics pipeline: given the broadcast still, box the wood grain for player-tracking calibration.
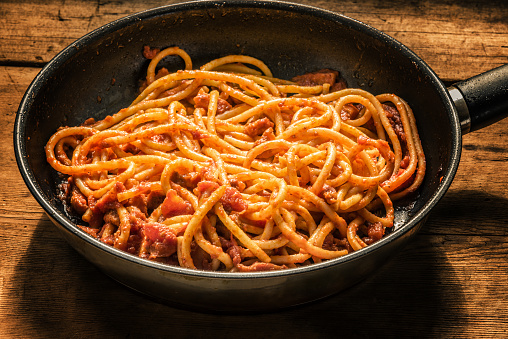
[1,1,507,337]
[1,0,507,81]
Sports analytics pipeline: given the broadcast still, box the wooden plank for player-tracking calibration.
[0,66,40,186]
[1,0,507,330]
[422,119,508,236]
[1,0,507,81]
[0,230,507,337]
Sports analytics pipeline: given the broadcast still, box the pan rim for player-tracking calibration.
[13,0,462,280]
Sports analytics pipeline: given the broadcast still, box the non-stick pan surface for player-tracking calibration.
[14,0,491,311]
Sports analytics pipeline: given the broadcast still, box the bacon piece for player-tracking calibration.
[154,67,169,80]
[128,194,148,216]
[363,222,385,245]
[194,92,232,114]
[103,209,120,226]
[193,92,209,108]
[319,184,337,204]
[195,180,220,198]
[331,79,348,92]
[128,205,147,232]
[192,247,213,270]
[148,242,176,259]
[292,69,338,86]
[334,237,353,253]
[143,222,178,258]
[88,210,105,229]
[142,45,160,59]
[291,68,347,92]
[253,127,276,147]
[220,187,247,213]
[57,177,71,202]
[160,189,194,218]
[236,262,287,272]
[341,103,363,121]
[199,162,219,182]
[126,234,142,254]
[400,155,410,169]
[383,103,406,142]
[138,67,169,92]
[220,237,242,266]
[180,171,202,188]
[70,186,88,215]
[144,223,176,242]
[217,98,233,115]
[228,245,242,266]
[89,182,125,215]
[322,234,340,251]
[82,118,96,126]
[245,117,274,137]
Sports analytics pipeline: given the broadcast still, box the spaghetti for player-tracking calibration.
[45,46,425,272]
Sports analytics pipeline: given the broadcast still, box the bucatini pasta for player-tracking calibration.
[45,46,425,272]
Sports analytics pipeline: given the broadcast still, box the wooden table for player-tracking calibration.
[1,0,507,337]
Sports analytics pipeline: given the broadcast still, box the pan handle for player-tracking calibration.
[448,63,508,135]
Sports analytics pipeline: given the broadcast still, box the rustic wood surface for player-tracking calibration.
[1,0,507,337]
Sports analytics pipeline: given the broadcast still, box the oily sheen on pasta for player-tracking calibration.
[45,46,425,272]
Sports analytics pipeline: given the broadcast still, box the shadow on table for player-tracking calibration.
[10,189,507,338]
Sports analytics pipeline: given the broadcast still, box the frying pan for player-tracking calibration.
[13,0,508,312]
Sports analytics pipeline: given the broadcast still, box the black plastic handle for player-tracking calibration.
[452,64,508,133]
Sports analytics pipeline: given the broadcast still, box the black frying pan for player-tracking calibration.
[13,0,508,312]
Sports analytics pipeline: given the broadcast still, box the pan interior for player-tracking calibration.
[16,1,458,274]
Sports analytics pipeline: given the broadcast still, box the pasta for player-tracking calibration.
[45,46,425,272]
